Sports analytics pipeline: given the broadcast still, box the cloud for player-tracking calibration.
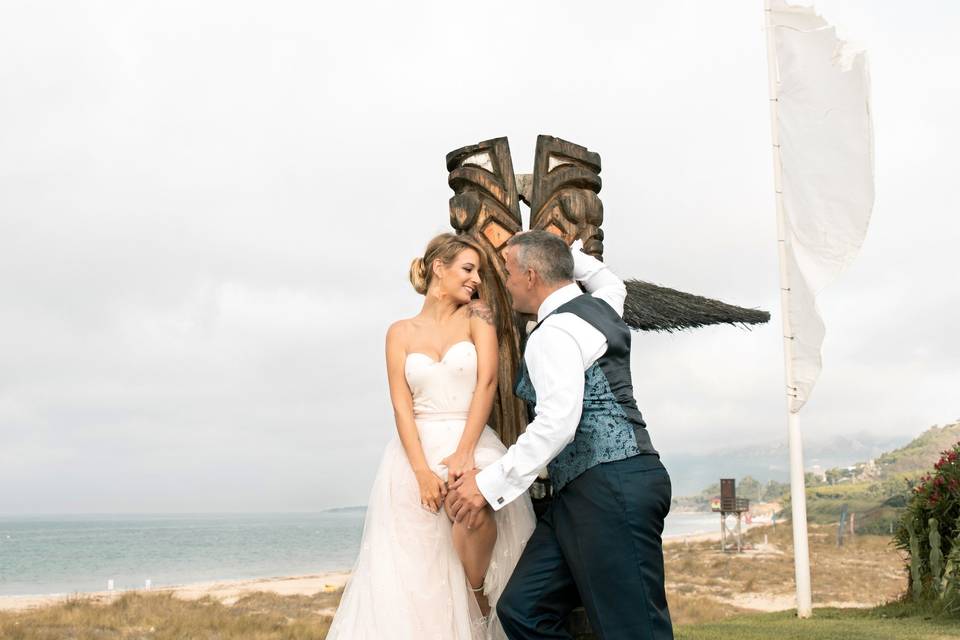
[1,0,957,512]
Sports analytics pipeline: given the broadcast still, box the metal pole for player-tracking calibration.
[764,0,813,618]
[787,414,812,615]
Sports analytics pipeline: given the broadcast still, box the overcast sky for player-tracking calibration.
[1,0,957,513]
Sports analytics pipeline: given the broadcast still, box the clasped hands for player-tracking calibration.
[427,450,488,529]
[447,469,489,529]
[417,449,476,515]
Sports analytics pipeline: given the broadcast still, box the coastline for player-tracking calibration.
[0,571,351,613]
[0,517,757,613]
[1,522,903,624]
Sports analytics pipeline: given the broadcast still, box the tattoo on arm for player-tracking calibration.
[468,301,495,325]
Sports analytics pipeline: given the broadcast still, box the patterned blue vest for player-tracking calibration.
[515,294,658,492]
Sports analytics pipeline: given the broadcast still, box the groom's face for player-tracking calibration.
[503,246,536,314]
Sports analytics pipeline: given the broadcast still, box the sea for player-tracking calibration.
[0,510,720,597]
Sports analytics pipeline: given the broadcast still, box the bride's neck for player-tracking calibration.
[420,290,460,323]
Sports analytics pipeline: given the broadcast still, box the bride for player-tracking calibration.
[327,233,536,640]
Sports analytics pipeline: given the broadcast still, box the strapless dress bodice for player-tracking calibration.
[404,340,477,420]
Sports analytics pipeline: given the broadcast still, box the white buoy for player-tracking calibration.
[107,579,115,591]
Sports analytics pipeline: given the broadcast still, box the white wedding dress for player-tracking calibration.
[327,341,537,640]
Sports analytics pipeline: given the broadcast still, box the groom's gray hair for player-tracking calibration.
[506,231,574,284]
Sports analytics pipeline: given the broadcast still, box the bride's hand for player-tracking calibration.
[441,449,475,482]
[414,469,447,513]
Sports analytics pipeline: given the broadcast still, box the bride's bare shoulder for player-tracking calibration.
[386,318,415,345]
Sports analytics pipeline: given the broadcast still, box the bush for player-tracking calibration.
[893,441,960,615]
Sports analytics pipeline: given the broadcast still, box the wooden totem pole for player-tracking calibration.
[447,135,610,447]
[446,137,527,448]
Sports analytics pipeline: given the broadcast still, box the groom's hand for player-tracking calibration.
[450,469,489,528]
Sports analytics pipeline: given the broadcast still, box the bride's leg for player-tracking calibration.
[446,498,497,616]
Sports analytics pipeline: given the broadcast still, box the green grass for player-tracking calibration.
[676,605,960,640]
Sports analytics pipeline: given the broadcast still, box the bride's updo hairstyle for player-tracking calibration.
[409,233,486,295]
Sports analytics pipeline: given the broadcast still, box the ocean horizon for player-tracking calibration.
[0,510,723,597]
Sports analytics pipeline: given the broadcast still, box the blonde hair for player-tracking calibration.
[409,233,486,295]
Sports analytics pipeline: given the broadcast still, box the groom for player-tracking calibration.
[450,231,673,639]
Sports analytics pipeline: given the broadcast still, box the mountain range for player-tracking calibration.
[663,431,914,497]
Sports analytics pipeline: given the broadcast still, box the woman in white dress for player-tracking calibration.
[327,233,536,640]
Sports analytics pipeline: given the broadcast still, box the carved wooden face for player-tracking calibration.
[447,135,604,277]
[433,247,482,305]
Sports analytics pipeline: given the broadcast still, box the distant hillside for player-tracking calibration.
[874,421,960,479]
[662,431,907,497]
[322,506,367,513]
[673,420,960,532]
[792,420,960,533]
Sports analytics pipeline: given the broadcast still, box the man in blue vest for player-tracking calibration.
[450,230,673,639]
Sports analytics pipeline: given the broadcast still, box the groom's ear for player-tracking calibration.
[525,267,537,290]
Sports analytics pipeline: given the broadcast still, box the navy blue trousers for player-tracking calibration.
[497,455,673,640]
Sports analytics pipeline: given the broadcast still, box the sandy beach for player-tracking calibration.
[0,571,351,613]
[663,520,764,546]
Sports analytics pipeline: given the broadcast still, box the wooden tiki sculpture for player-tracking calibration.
[527,135,605,260]
[446,137,528,447]
[446,135,607,447]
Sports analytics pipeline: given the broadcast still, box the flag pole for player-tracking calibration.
[764,0,813,619]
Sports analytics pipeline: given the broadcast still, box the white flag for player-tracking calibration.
[770,0,875,412]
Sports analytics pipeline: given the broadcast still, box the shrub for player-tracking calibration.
[894,441,960,614]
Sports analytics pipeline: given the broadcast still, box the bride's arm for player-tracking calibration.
[385,321,446,512]
[442,301,497,480]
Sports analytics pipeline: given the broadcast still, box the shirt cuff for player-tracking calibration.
[571,241,604,282]
[476,462,525,512]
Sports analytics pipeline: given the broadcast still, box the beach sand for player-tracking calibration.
[663,520,764,546]
[0,571,351,613]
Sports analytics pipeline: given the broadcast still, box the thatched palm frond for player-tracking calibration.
[623,279,770,332]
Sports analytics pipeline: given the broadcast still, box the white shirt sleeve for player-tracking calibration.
[571,243,627,318]
[475,324,585,510]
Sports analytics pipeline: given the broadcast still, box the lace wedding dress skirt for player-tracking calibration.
[327,341,536,640]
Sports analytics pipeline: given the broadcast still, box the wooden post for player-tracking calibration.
[737,511,743,553]
[720,514,726,551]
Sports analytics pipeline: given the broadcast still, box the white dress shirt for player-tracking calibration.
[476,248,627,511]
